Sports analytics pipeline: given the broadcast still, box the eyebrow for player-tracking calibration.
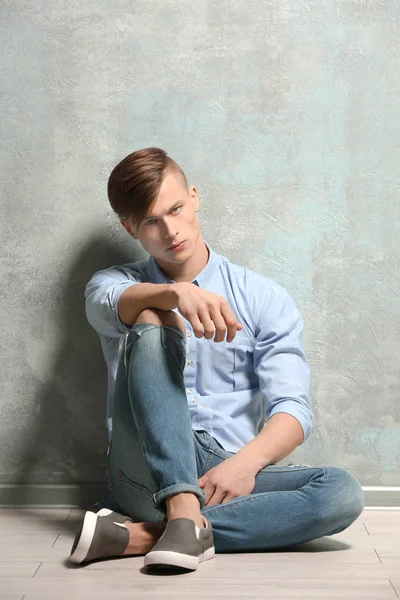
[140,201,182,224]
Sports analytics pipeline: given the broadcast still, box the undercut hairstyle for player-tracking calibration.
[107,147,188,228]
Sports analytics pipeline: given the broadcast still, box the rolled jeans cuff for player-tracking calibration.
[153,483,206,510]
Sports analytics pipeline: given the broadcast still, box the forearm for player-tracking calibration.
[118,282,179,326]
[234,412,305,474]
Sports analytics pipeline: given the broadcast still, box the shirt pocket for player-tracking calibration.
[211,342,236,391]
[233,344,259,391]
[211,335,257,393]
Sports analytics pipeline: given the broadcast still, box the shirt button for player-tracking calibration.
[187,360,193,366]
[186,331,191,338]
[187,389,192,394]
[192,397,196,403]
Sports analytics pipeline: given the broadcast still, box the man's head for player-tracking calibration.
[108,147,204,268]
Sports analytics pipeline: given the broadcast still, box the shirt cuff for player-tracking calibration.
[112,282,140,335]
[268,401,313,442]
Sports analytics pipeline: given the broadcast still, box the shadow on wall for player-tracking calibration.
[3,231,146,512]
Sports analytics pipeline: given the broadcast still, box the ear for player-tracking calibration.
[190,185,200,212]
[120,218,138,240]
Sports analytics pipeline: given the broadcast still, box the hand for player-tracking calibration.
[198,456,256,506]
[174,282,243,343]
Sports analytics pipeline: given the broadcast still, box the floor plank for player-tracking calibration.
[1,580,397,599]
[0,533,59,546]
[390,579,400,598]
[376,549,400,565]
[0,562,40,578]
[34,559,400,580]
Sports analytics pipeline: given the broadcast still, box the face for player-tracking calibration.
[120,170,203,268]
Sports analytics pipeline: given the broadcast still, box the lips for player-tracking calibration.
[170,241,185,249]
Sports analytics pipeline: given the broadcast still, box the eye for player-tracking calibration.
[144,206,181,227]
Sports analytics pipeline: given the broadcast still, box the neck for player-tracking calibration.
[155,236,209,283]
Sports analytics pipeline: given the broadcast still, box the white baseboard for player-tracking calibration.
[0,484,399,509]
[362,487,400,509]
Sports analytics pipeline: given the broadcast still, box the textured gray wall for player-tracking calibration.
[1,1,399,493]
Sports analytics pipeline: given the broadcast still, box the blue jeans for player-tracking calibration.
[96,323,364,553]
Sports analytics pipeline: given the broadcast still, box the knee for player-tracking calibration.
[134,308,186,336]
[321,468,364,528]
[340,469,364,521]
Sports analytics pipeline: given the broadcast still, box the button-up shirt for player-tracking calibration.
[84,240,313,453]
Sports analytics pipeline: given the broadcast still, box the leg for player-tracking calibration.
[195,434,364,552]
[106,430,364,556]
[70,311,216,565]
[108,308,206,527]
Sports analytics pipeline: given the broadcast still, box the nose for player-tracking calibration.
[162,218,178,239]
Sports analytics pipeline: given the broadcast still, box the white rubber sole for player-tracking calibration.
[69,511,98,564]
[144,546,215,570]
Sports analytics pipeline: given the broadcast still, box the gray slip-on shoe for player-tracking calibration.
[144,515,214,571]
[69,510,130,564]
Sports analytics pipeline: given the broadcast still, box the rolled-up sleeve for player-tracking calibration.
[253,284,313,442]
[84,266,141,338]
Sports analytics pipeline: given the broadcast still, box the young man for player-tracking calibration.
[69,147,364,571]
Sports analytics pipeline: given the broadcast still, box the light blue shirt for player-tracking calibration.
[85,240,313,454]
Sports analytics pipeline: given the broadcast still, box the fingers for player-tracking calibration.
[219,304,242,343]
[204,483,226,506]
[198,312,216,340]
[221,495,233,504]
[209,310,229,343]
[190,313,206,338]
[198,311,243,343]
[188,302,243,342]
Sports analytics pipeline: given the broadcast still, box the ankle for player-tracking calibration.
[166,492,204,528]
[165,492,200,512]
[168,509,204,525]
[167,507,205,530]
[122,521,165,556]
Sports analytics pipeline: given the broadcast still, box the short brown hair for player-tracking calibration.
[108,147,188,227]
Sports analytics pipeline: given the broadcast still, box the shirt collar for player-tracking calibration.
[146,240,221,287]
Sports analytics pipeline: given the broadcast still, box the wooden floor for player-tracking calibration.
[0,508,399,599]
